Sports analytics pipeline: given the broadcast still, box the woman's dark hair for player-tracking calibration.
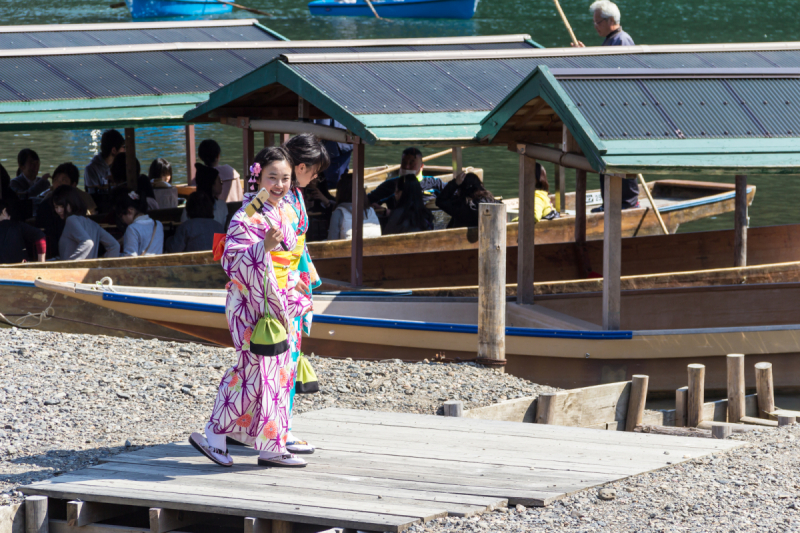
[185,191,215,220]
[284,133,330,186]
[460,173,496,203]
[148,158,172,182]
[194,163,220,197]
[394,174,432,231]
[534,163,548,192]
[198,139,221,167]
[16,148,39,176]
[137,175,155,200]
[249,146,294,192]
[52,185,86,217]
[110,153,140,186]
[334,173,369,215]
[113,187,149,217]
[53,162,80,186]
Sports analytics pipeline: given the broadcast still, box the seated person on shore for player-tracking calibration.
[435,172,500,229]
[0,198,46,264]
[85,129,125,194]
[149,158,178,209]
[196,139,242,203]
[327,172,381,241]
[114,189,164,257]
[368,147,444,211]
[37,163,97,259]
[182,164,227,229]
[11,149,50,218]
[53,185,120,260]
[166,191,223,253]
[383,174,434,235]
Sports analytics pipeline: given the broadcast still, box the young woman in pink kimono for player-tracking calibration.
[190,146,312,468]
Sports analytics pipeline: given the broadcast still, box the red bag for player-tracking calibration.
[212,233,226,262]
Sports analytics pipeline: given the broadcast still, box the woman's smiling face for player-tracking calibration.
[258,159,293,206]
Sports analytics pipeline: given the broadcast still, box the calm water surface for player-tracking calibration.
[2,0,798,232]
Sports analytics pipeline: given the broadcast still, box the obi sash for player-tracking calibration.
[270,234,305,289]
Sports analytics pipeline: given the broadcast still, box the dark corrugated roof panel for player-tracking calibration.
[561,78,800,140]
[532,50,800,70]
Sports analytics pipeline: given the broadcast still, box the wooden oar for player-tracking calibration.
[364,0,383,19]
[213,0,273,17]
[553,0,580,47]
[364,148,455,181]
[637,174,669,235]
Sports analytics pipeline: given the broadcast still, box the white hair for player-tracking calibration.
[589,0,621,24]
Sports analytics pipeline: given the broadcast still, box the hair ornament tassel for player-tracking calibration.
[128,191,140,200]
[248,162,261,191]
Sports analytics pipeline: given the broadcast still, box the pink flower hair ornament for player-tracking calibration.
[248,162,262,191]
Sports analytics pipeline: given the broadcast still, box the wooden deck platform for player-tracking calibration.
[21,408,743,533]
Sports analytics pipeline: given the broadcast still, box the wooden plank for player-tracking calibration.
[603,174,622,330]
[517,154,536,304]
[150,508,200,533]
[462,396,537,423]
[506,302,599,330]
[21,482,417,533]
[50,519,151,533]
[67,500,132,527]
[534,381,631,429]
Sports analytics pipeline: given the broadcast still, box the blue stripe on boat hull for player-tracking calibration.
[308,0,477,19]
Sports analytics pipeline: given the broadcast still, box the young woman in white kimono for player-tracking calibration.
[189,146,312,468]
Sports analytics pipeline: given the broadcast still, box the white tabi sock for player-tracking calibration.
[286,430,295,443]
[205,423,227,453]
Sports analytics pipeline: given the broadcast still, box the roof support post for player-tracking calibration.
[264,132,274,147]
[185,124,196,186]
[602,174,622,330]
[124,128,137,190]
[298,97,310,120]
[734,174,748,267]
[574,169,587,243]
[243,127,255,182]
[452,147,463,178]
[351,140,365,286]
[517,154,537,305]
[554,158,565,214]
[281,133,290,144]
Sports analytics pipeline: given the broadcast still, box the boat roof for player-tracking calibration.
[479,66,800,174]
[184,43,800,155]
[0,25,538,132]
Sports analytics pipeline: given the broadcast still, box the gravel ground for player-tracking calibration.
[3,328,798,532]
[0,328,555,505]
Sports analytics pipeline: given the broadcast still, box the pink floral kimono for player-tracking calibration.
[208,193,312,453]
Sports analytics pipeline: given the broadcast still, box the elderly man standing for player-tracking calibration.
[573,1,639,211]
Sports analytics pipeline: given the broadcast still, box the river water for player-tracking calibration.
[2,0,797,232]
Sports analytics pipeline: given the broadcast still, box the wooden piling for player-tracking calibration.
[184,124,196,185]
[244,517,270,533]
[734,174,748,267]
[443,400,464,417]
[602,174,622,330]
[727,354,745,423]
[535,392,556,424]
[25,495,48,533]
[350,141,365,287]
[625,375,649,432]
[477,203,507,370]
[675,386,688,427]
[711,424,732,440]
[124,128,137,190]
[517,154,537,305]
[755,362,775,419]
[687,364,705,427]
[778,415,796,427]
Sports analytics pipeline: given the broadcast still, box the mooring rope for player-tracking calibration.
[0,293,56,329]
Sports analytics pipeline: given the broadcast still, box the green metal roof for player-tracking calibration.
[477,66,800,175]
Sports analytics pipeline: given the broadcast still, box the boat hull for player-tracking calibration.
[127,0,232,18]
[308,0,477,19]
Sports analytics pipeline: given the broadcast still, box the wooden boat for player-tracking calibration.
[307,0,478,19]
[126,0,231,18]
[32,278,800,395]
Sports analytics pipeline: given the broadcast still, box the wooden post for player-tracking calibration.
[243,128,255,183]
[675,386,688,427]
[452,146,463,178]
[554,162,566,214]
[149,508,198,533]
[535,392,557,424]
[711,424,732,439]
[244,517,271,533]
[517,154,537,305]
[443,400,464,417]
[687,363,705,427]
[574,169,587,243]
[124,128,137,190]
[25,495,48,533]
[272,520,292,533]
[477,202,507,370]
[602,174,622,330]
[350,141,364,286]
[280,133,290,144]
[184,124,196,186]
[755,362,775,419]
[298,97,310,120]
[625,374,649,432]
[264,132,274,148]
[68,501,128,527]
[726,353,745,423]
[778,415,796,427]
[734,174,748,267]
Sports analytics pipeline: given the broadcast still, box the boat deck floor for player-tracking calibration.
[21,409,742,533]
